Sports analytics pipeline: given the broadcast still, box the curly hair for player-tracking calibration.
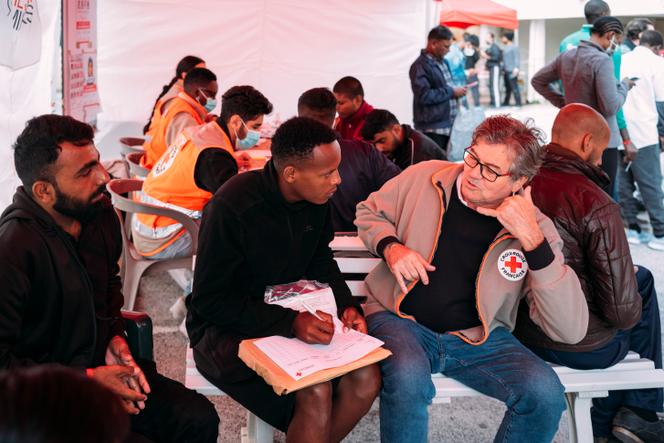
[271,117,337,171]
[471,115,546,180]
[219,85,273,123]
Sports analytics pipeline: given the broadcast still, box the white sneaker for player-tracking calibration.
[626,229,641,244]
[626,229,653,244]
[647,236,664,251]
[168,295,187,322]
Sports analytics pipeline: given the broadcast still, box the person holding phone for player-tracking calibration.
[531,16,636,201]
[619,30,664,250]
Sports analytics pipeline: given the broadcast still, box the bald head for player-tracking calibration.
[551,103,610,166]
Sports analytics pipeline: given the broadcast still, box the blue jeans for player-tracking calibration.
[530,266,663,437]
[368,312,566,443]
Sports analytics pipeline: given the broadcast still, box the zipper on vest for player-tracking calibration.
[394,180,448,319]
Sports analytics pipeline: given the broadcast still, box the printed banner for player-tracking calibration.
[63,0,100,124]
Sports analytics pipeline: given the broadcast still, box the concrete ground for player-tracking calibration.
[115,102,664,442]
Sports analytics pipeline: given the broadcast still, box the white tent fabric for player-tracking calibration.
[98,0,430,129]
[0,0,435,211]
[0,1,60,210]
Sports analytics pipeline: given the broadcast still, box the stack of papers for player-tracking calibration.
[254,319,384,381]
[237,281,391,394]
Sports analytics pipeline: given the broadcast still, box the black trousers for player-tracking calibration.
[127,359,219,443]
[530,267,663,437]
[502,72,521,106]
[488,65,501,107]
[601,147,619,201]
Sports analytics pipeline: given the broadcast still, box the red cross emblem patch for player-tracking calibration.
[497,249,528,281]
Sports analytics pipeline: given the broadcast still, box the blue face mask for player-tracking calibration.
[198,89,217,113]
[235,120,261,150]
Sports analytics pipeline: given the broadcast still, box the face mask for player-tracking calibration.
[235,119,261,150]
[198,89,217,113]
[606,36,618,55]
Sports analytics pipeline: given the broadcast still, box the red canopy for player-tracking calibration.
[439,0,518,30]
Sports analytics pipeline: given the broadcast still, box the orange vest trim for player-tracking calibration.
[141,92,206,169]
[135,121,236,253]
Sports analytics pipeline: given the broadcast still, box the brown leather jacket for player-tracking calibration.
[514,144,641,352]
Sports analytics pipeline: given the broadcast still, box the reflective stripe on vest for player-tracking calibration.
[135,121,235,238]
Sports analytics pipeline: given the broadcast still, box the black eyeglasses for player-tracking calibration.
[463,148,510,182]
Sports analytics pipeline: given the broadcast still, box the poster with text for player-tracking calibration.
[63,0,100,125]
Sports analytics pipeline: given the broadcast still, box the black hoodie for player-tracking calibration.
[0,187,124,369]
[187,161,361,382]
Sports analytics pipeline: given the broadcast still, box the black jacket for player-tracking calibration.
[409,50,456,131]
[330,135,400,232]
[389,124,447,171]
[0,188,124,369]
[514,144,641,352]
[187,161,362,381]
[485,43,503,68]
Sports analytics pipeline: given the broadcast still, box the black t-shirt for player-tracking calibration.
[193,120,239,194]
[401,181,502,333]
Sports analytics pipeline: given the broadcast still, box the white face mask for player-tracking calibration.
[606,36,618,55]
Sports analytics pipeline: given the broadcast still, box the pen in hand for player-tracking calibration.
[301,301,324,321]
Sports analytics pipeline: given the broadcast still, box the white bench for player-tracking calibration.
[185,235,664,443]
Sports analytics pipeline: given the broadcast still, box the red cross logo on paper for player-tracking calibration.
[497,249,528,282]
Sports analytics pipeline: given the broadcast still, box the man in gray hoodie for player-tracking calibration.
[531,16,635,199]
[501,31,521,107]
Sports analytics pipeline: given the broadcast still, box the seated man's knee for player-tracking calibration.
[381,353,434,403]
[345,363,381,401]
[516,369,566,417]
[181,393,220,430]
[636,266,656,299]
[296,381,333,408]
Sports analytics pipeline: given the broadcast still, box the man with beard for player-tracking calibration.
[0,115,219,442]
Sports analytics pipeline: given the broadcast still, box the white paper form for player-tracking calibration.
[253,325,384,381]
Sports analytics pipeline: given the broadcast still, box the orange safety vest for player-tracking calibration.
[144,80,183,137]
[141,92,206,169]
[134,121,236,255]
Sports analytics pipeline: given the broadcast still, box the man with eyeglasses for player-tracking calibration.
[355,115,588,443]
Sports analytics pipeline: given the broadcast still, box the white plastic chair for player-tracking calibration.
[107,179,199,310]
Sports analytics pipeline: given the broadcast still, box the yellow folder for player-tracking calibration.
[238,338,391,395]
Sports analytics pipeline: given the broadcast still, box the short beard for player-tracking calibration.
[52,183,105,223]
